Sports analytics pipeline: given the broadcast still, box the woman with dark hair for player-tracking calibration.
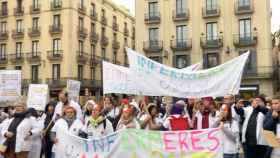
[104,97,121,131]
[215,103,239,158]
[42,101,56,158]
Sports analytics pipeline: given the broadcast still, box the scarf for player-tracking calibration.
[6,112,26,152]
[64,117,76,129]
[89,116,104,127]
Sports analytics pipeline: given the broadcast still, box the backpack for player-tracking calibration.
[169,116,189,131]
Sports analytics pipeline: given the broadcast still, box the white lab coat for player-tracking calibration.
[1,117,40,153]
[51,118,83,158]
[0,118,9,158]
[193,111,220,129]
[53,100,82,120]
[28,115,45,158]
[83,118,114,139]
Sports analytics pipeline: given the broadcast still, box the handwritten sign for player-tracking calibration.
[0,70,21,102]
[27,84,49,111]
[58,128,222,158]
[67,80,81,102]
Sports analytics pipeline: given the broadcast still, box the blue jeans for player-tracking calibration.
[224,153,239,158]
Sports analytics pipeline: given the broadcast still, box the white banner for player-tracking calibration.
[67,80,81,102]
[0,70,21,102]
[57,128,222,158]
[103,61,201,95]
[127,48,250,98]
[27,84,49,111]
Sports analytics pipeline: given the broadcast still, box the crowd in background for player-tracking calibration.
[0,89,279,158]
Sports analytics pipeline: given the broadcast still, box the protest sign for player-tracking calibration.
[126,48,249,98]
[103,61,201,95]
[57,128,222,158]
[0,70,21,102]
[27,84,49,111]
[67,80,81,102]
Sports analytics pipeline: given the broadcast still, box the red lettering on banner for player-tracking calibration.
[190,130,205,151]
[163,132,176,152]
[207,128,220,151]
[178,132,189,151]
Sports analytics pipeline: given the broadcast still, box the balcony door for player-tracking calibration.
[206,0,217,11]
[176,25,187,47]
[239,19,251,42]
[32,41,39,56]
[16,42,22,58]
[149,28,159,48]
[52,39,61,55]
[206,22,218,43]
[176,0,186,15]
[148,2,158,18]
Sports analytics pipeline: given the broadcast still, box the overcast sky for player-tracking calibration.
[113,0,280,33]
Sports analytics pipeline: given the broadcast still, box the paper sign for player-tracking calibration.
[0,70,21,102]
[262,130,280,148]
[27,84,49,111]
[67,80,81,102]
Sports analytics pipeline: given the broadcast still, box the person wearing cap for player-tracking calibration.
[116,106,140,130]
[1,98,40,158]
[51,106,83,158]
[163,100,192,131]
[193,97,220,129]
[103,97,121,131]
[81,104,113,139]
[53,89,82,121]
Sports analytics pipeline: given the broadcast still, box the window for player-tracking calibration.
[78,40,83,53]
[206,0,217,11]
[101,9,105,17]
[32,41,39,56]
[149,28,159,47]
[113,33,117,41]
[91,23,96,32]
[79,17,84,31]
[176,0,186,14]
[1,2,8,14]
[102,48,106,59]
[31,65,39,81]
[124,22,127,29]
[52,64,60,80]
[0,67,6,70]
[16,42,22,57]
[239,19,251,38]
[206,22,218,40]
[113,51,117,64]
[91,44,95,58]
[53,15,60,27]
[204,53,219,68]
[174,55,189,68]
[0,44,6,59]
[91,3,96,13]
[32,17,39,30]
[124,38,128,46]
[52,39,61,54]
[176,25,187,45]
[101,27,106,36]
[149,56,162,63]
[239,50,257,74]
[149,2,158,17]
[16,20,23,32]
[17,0,23,9]
[238,0,250,7]
[15,66,21,70]
[53,0,61,7]
[0,22,7,33]
[33,0,39,9]
[113,16,117,23]
[91,67,96,80]
[78,65,83,80]
[80,0,84,8]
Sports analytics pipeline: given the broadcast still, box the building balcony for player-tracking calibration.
[14,7,24,16]
[124,28,129,36]
[77,28,88,39]
[233,34,257,47]
[200,36,223,49]
[145,12,161,24]
[30,5,41,14]
[26,52,41,63]
[76,51,89,64]
[90,10,98,21]
[90,55,102,66]
[78,4,86,14]
[12,29,25,39]
[170,39,192,51]
[235,0,254,15]
[0,31,9,41]
[112,40,120,50]
[101,16,107,26]
[47,50,63,61]
[0,9,8,17]
[172,9,190,22]
[143,41,163,52]
[243,66,274,79]
[90,31,99,43]
[202,7,220,18]
[50,1,62,11]
[9,53,24,64]
[101,35,109,47]
[0,55,8,64]
[46,78,67,88]
[112,22,119,32]
[28,27,41,37]
[49,25,63,35]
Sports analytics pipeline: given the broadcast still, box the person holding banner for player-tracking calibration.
[51,106,83,158]
[53,89,82,121]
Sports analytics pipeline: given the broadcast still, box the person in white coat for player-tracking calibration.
[53,89,82,121]
[51,106,83,158]
[234,97,269,158]
[2,98,40,158]
[81,104,113,139]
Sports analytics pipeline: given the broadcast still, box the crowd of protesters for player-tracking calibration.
[0,88,279,158]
